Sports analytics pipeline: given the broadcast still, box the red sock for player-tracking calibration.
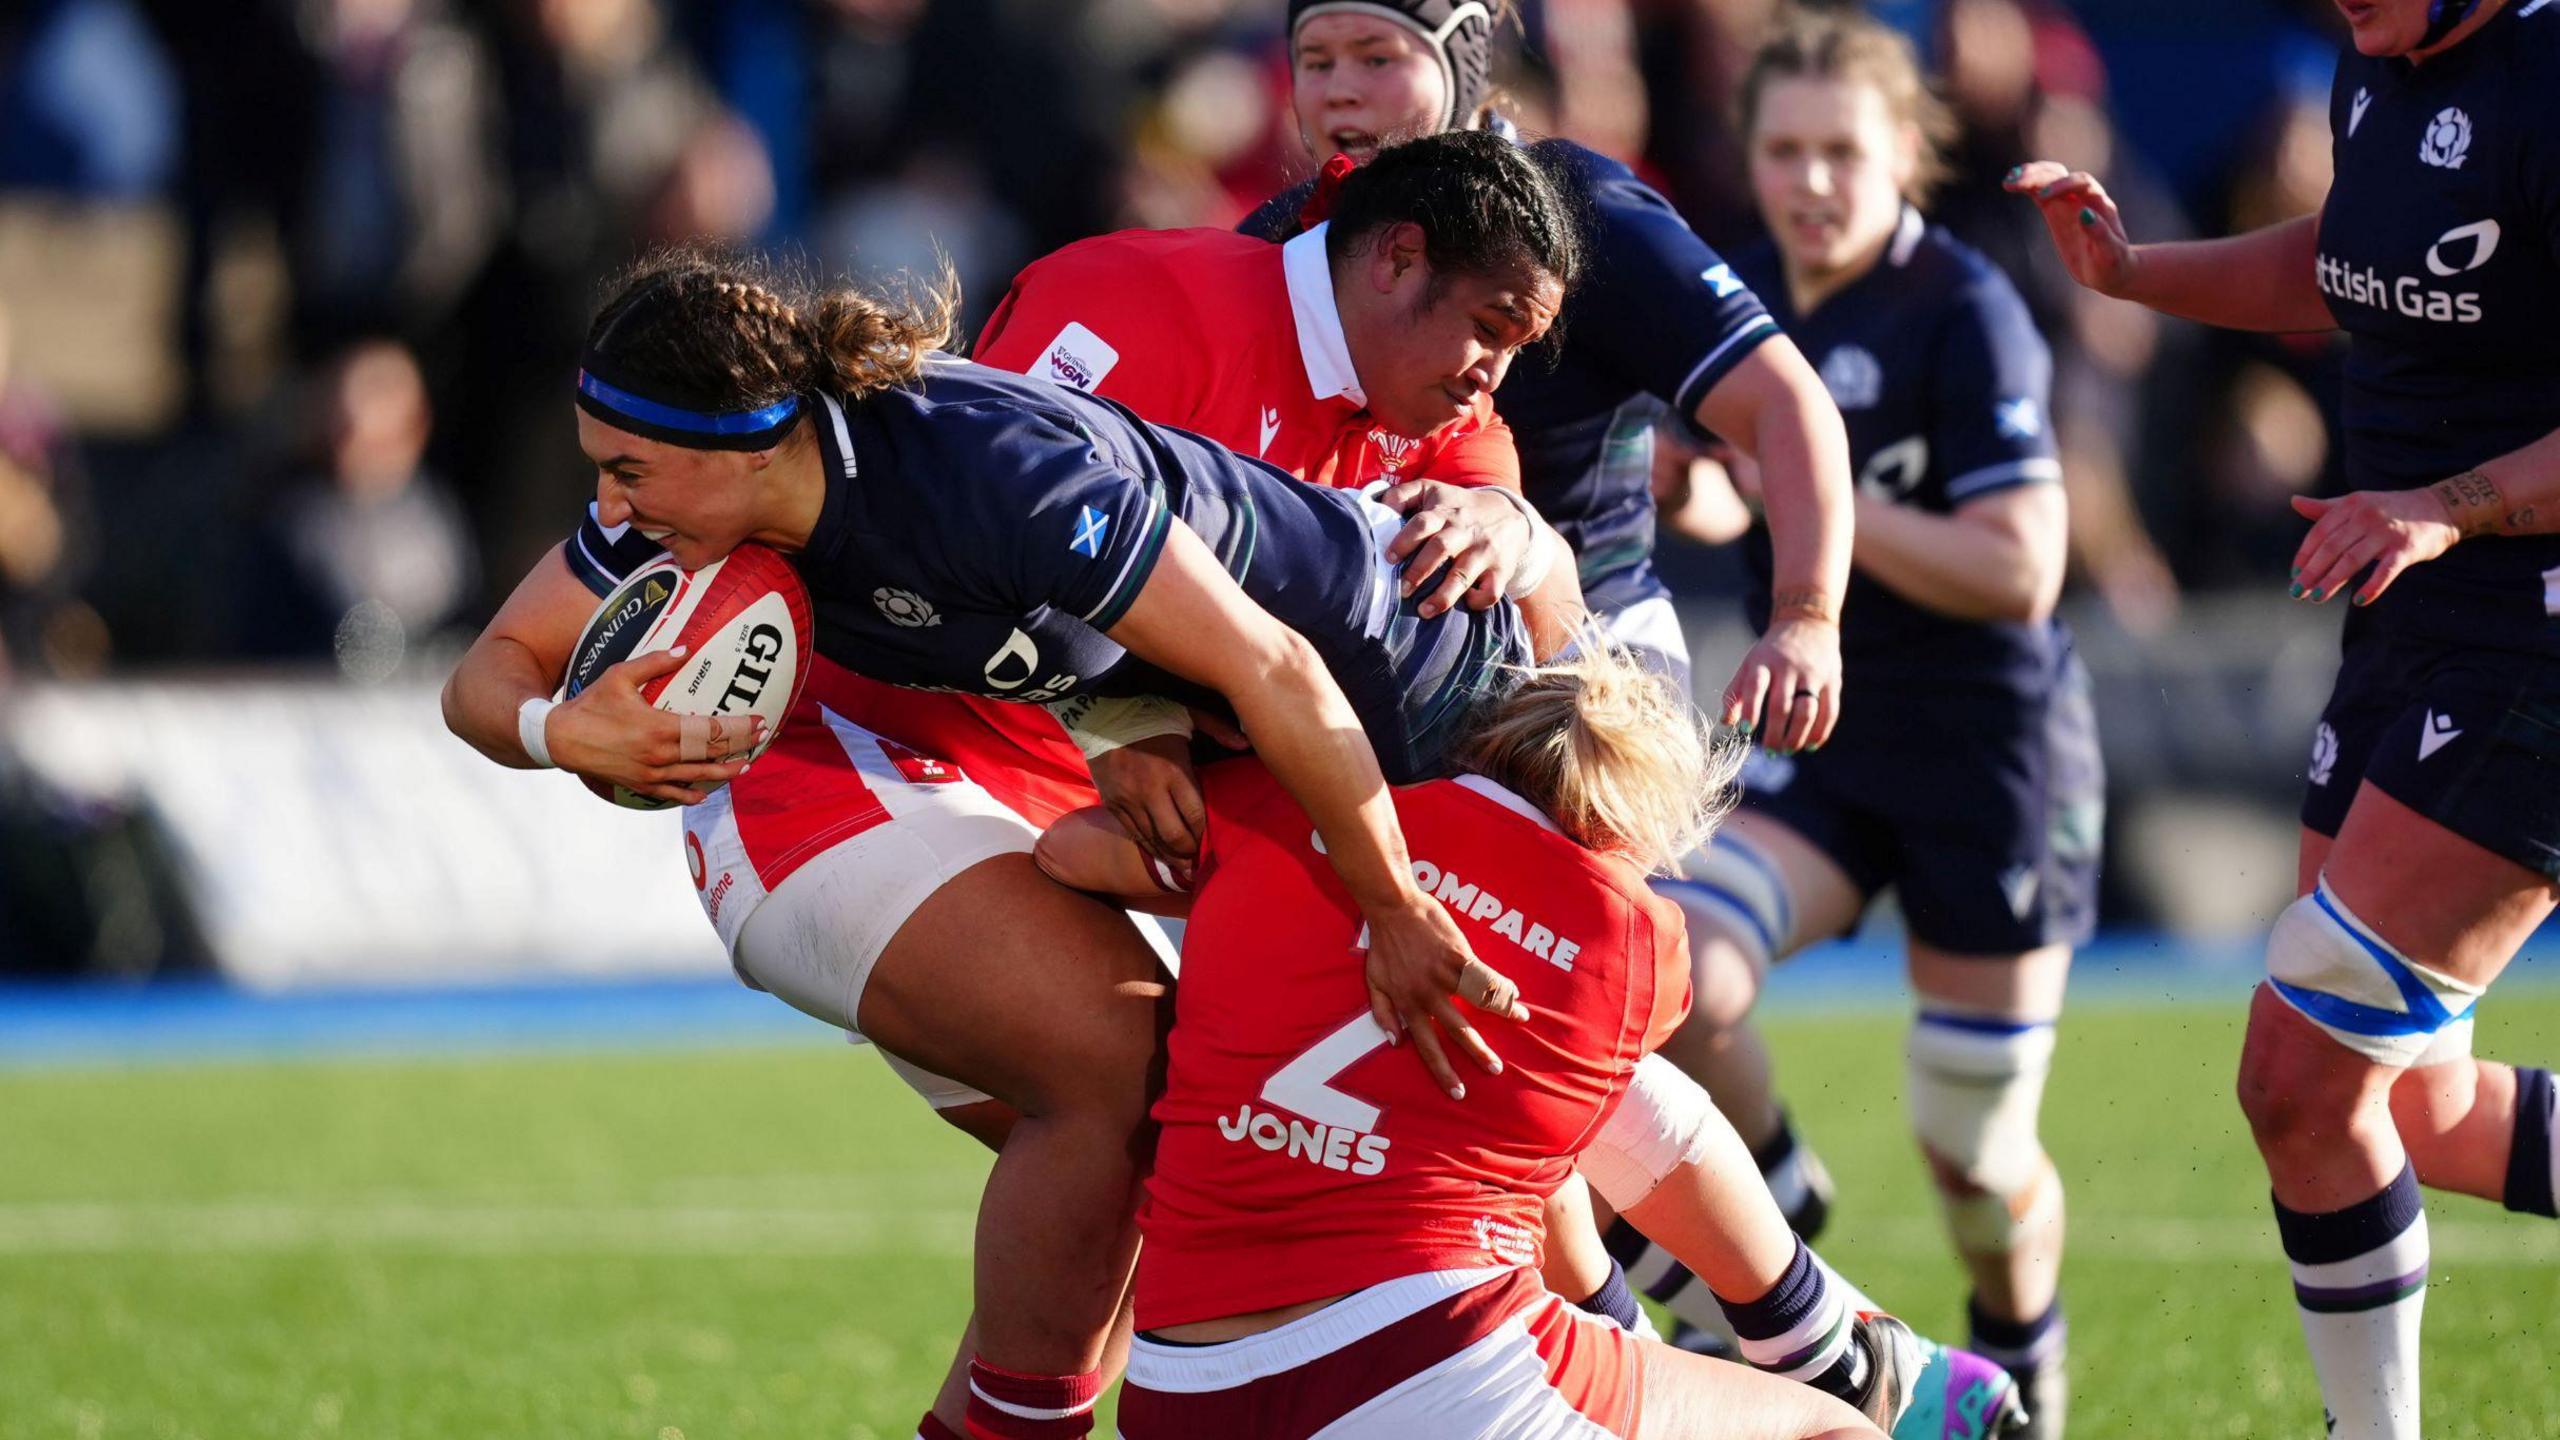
[917,1414,966,1440]
[964,1359,1103,1440]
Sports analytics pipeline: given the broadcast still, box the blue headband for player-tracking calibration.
[574,368,803,451]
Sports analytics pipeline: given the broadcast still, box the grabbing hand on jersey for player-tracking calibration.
[2288,487,2467,606]
[1358,893,1530,1101]
[547,647,760,804]
[1377,479,1535,617]
[1088,732,1209,887]
[2004,162,2138,300]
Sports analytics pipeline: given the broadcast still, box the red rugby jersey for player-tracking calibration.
[973,225,1519,491]
[1132,760,1690,1330]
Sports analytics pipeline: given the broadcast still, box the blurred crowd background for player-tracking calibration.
[0,0,2393,972]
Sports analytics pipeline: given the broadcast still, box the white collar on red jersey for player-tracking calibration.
[1453,773,1566,836]
[1282,222,1367,407]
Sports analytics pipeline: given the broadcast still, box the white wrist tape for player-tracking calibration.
[1045,693,1195,761]
[1506,525,1561,601]
[1477,487,1561,600]
[517,697,559,769]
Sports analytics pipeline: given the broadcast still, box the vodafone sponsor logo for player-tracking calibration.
[685,832,708,889]
[1410,858,1583,972]
[1216,1104,1391,1176]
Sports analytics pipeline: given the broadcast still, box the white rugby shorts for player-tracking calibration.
[696,704,1042,1108]
[1119,1268,1642,1439]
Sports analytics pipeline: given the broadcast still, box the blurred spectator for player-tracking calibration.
[1929,0,2187,635]
[240,339,475,679]
[2171,66,2348,591]
[1628,0,1780,253]
[0,300,101,687]
[0,0,181,198]
[437,0,735,594]
[289,0,505,351]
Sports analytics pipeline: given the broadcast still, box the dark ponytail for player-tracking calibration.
[580,247,958,445]
[1322,130,1583,304]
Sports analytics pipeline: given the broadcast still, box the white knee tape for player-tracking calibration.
[1907,1012,2056,1200]
[1581,1053,1718,1212]
[1659,835,1793,973]
[1939,1161,2060,1255]
[2265,880,2481,1069]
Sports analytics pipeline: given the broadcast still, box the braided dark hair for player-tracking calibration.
[1323,130,1583,308]
[583,246,958,433]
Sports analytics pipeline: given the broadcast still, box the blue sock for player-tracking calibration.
[2275,1165,2428,1440]
[1574,1256,1643,1333]
[1714,1237,1857,1389]
[2506,1067,2556,1218]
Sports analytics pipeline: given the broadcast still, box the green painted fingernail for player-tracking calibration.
[2290,565,2302,579]
[2005,165,2022,182]
[2079,207,2098,226]
[2289,583,2304,598]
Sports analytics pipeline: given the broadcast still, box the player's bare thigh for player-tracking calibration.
[1685,809,1864,1032]
[2320,781,2556,989]
[856,851,1170,1118]
[1637,1339,1881,1440]
[1906,943,2071,1018]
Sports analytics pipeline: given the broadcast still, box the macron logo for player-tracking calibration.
[2349,87,2372,138]
[1259,406,1282,457]
[2418,711,2462,761]
[1702,264,1744,299]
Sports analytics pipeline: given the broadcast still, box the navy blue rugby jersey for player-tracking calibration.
[1243,137,1779,614]
[2319,0,2560,654]
[565,357,1460,736]
[1731,209,2065,691]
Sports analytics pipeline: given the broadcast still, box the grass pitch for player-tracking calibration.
[3,989,2556,1439]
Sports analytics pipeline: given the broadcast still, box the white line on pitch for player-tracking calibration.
[0,1202,975,1256]
[1827,1215,2560,1266]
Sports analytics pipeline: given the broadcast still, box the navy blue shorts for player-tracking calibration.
[2299,616,2560,880]
[1735,652,2104,955]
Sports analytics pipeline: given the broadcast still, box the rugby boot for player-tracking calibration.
[1849,1313,2031,1439]
[1995,1349,2066,1440]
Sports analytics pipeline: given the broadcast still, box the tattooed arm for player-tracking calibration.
[2289,426,2560,605]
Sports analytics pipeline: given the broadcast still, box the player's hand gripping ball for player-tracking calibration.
[560,546,814,809]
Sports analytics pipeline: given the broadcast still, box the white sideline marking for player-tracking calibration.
[0,1201,975,1256]
[1838,1216,2559,1267]
[0,1203,2547,1267]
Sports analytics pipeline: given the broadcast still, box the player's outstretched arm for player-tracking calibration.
[2292,422,2560,605]
[2005,163,2334,334]
[1106,521,1529,1098]
[442,545,751,804]
[1694,338,1851,754]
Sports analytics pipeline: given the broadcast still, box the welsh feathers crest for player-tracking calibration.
[2419,107,2471,169]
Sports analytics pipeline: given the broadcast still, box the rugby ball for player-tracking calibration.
[560,544,815,809]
